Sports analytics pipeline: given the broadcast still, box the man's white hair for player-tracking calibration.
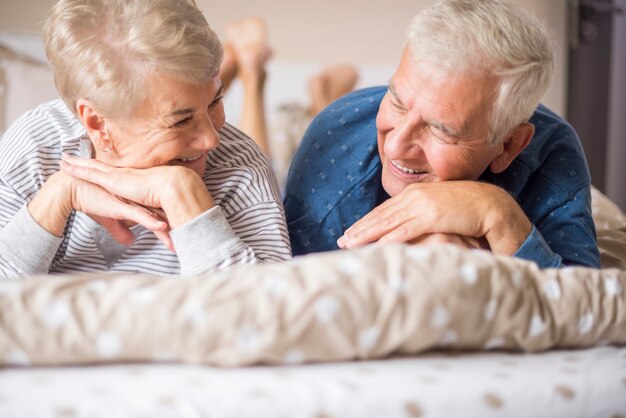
[406,0,555,144]
[44,0,222,119]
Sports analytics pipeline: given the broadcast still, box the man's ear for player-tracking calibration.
[489,122,535,174]
[75,98,113,153]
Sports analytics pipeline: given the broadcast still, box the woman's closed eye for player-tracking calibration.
[209,96,224,108]
[172,117,192,128]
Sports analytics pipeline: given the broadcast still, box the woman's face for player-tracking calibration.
[101,72,225,178]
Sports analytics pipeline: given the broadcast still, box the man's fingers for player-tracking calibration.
[339,205,413,248]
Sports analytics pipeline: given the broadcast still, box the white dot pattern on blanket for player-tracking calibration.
[604,276,622,295]
[43,301,70,328]
[510,271,524,289]
[0,282,22,296]
[131,288,156,304]
[5,349,29,366]
[388,275,408,294]
[578,313,594,335]
[338,255,362,275]
[86,280,107,293]
[358,326,380,351]
[485,337,505,349]
[282,349,304,365]
[181,302,205,325]
[484,299,498,321]
[439,329,458,346]
[543,279,561,299]
[236,325,261,352]
[406,246,430,261]
[96,332,121,358]
[264,276,289,298]
[430,306,450,329]
[460,264,478,285]
[528,314,546,337]
[315,296,340,323]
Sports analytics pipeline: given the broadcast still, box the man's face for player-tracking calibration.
[376,47,506,197]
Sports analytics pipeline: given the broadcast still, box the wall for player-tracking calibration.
[0,0,568,115]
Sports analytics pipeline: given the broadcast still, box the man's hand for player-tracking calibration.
[337,181,532,255]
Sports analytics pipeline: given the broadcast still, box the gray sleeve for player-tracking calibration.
[0,205,63,278]
[170,206,255,277]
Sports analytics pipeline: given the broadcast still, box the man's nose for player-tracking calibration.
[386,117,426,154]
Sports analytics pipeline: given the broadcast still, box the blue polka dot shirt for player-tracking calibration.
[284,86,600,268]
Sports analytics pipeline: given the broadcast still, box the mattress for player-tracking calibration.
[1,346,625,418]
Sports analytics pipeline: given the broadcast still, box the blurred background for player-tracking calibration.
[0,0,624,210]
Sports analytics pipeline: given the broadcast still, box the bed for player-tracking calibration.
[2,32,626,418]
[0,187,625,417]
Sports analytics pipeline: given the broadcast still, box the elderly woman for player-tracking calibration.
[0,0,291,278]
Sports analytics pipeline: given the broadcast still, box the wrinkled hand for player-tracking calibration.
[42,170,173,250]
[337,181,531,255]
[75,188,173,252]
[60,154,214,231]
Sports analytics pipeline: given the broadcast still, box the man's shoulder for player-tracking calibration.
[520,104,588,179]
[311,86,387,128]
[498,104,591,203]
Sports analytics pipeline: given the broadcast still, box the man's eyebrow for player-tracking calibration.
[427,119,461,138]
[387,81,405,107]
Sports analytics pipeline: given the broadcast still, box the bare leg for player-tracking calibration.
[308,65,359,116]
[226,17,272,157]
[219,42,238,92]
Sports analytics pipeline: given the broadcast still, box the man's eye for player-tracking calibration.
[173,117,192,127]
[428,125,455,143]
[390,100,405,112]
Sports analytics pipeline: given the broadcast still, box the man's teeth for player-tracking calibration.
[392,160,424,174]
[178,155,202,162]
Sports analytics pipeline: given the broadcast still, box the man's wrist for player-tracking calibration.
[483,186,532,255]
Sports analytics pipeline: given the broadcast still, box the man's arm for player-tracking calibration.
[338,181,533,254]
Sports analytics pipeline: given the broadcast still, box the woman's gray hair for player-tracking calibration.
[44,0,223,119]
[406,0,555,145]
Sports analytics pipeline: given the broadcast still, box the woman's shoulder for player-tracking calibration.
[204,122,280,205]
[0,99,85,174]
[210,122,271,169]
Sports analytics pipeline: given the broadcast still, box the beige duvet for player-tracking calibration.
[0,188,624,367]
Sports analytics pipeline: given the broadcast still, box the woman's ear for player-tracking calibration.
[489,122,535,174]
[75,98,113,153]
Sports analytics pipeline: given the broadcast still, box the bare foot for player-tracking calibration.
[219,42,238,91]
[225,17,272,84]
[309,65,359,116]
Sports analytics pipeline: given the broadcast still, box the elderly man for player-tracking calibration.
[284,0,599,268]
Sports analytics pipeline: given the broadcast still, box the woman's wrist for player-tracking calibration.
[27,172,73,237]
[161,168,214,229]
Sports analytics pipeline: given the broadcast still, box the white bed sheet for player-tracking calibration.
[1,346,625,418]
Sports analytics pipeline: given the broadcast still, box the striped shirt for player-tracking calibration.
[0,100,291,278]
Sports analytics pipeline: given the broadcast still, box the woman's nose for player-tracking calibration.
[191,119,220,151]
